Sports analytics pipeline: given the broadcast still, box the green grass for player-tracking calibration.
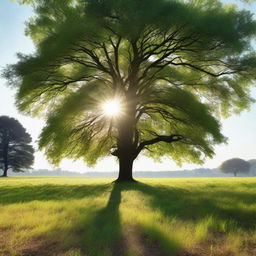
[0,177,255,256]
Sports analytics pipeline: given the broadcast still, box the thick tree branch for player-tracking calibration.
[136,134,184,157]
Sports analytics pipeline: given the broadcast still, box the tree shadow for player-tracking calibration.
[80,183,178,256]
[80,182,127,256]
[2,180,256,256]
[0,184,110,205]
[9,183,124,256]
[129,182,256,231]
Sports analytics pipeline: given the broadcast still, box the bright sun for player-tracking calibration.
[102,99,121,116]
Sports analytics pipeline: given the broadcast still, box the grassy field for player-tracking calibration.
[0,177,255,256]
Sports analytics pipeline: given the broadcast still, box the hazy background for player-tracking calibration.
[0,0,256,173]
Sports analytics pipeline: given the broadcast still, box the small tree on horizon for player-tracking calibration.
[0,116,34,177]
[4,0,256,181]
[220,158,250,177]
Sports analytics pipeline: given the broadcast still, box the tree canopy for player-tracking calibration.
[0,116,34,177]
[4,0,256,181]
[220,158,250,176]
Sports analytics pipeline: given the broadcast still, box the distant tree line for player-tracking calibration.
[8,167,256,178]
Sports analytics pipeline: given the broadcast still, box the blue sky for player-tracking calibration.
[0,0,256,172]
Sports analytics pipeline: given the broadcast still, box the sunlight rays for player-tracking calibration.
[102,99,122,117]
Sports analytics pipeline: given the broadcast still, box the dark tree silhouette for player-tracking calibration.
[4,0,256,181]
[0,116,34,177]
[248,159,256,176]
[220,158,250,177]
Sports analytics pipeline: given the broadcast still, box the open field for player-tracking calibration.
[0,177,255,256]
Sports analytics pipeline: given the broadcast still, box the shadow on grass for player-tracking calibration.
[130,182,256,231]
[10,182,179,256]
[1,180,256,255]
[80,183,178,256]
[81,183,126,256]
[0,184,110,205]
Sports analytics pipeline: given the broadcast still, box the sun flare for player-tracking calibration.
[102,99,121,117]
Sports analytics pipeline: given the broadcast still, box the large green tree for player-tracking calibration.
[0,116,34,177]
[4,0,256,181]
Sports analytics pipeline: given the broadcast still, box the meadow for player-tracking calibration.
[0,177,255,256]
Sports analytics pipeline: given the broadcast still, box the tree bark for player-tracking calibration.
[116,155,135,182]
[115,91,137,182]
[115,60,140,182]
[115,123,136,182]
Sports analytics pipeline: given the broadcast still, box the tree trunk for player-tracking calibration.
[115,92,137,182]
[116,154,135,182]
[2,167,8,177]
[2,135,9,177]
[234,172,237,177]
